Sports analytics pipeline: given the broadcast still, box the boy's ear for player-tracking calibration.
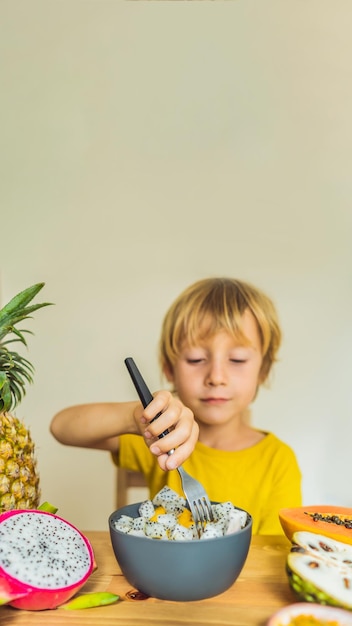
[163,364,174,383]
[258,363,269,386]
[258,371,266,385]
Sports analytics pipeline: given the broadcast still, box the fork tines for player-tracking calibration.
[191,498,214,538]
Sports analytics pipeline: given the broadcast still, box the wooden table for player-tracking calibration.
[0,532,298,626]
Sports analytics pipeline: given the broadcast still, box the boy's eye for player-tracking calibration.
[230,359,247,364]
[186,358,204,364]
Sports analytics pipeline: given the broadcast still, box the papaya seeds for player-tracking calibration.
[279,506,352,546]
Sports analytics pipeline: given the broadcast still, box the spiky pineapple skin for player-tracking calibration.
[0,413,40,512]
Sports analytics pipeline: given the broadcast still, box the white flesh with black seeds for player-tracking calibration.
[0,513,91,588]
[113,487,248,541]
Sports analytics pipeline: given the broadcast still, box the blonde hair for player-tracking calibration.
[159,277,281,383]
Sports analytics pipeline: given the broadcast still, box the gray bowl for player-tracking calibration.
[108,502,252,601]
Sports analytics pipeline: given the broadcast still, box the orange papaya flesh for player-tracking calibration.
[279,506,352,546]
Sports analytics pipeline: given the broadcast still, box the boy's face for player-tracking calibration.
[164,310,263,426]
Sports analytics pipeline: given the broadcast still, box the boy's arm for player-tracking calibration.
[50,391,199,470]
[50,401,139,451]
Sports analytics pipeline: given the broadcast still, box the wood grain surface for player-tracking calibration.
[0,532,297,626]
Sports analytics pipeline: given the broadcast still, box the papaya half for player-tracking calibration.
[279,506,352,546]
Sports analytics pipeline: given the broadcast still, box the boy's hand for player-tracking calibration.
[133,390,198,471]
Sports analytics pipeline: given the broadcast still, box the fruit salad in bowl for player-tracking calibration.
[109,486,252,601]
[112,485,248,541]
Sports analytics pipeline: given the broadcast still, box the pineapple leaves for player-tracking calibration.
[2,327,34,349]
[0,350,34,410]
[0,371,7,391]
[0,282,53,412]
[0,372,12,412]
[0,283,47,318]
[0,283,53,341]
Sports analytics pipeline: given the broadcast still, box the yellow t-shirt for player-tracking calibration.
[116,432,302,535]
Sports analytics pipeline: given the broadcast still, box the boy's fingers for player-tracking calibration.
[153,422,199,470]
[141,390,172,421]
[144,401,193,440]
[146,414,193,455]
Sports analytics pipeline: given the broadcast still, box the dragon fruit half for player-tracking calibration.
[0,508,94,610]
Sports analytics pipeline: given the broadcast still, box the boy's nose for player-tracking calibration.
[205,361,227,386]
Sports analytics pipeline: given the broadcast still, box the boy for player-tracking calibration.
[50,277,301,534]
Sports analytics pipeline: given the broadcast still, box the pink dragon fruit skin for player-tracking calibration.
[0,509,95,611]
[0,576,32,606]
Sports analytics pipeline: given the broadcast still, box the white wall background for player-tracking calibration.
[1,0,351,530]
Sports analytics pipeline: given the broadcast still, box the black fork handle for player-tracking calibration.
[124,357,170,439]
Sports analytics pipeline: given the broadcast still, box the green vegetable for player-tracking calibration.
[38,502,58,514]
[60,592,120,610]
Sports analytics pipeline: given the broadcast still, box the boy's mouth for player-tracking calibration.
[201,397,229,405]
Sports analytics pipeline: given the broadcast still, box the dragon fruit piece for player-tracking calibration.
[144,520,169,540]
[156,513,178,532]
[0,509,94,611]
[170,524,194,541]
[201,518,228,539]
[132,517,146,533]
[212,502,248,535]
[138,500,155,518]
[152,486,186,515]
[113,514,134,533]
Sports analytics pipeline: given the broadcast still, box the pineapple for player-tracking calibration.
[0,283,52,512]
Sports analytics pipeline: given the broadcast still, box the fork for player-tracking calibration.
[124,357,214,537]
